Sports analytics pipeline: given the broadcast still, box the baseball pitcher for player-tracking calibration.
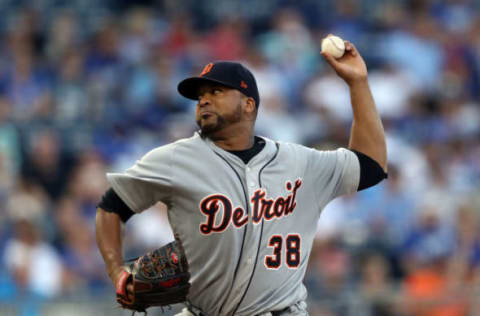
[95,40,387,315]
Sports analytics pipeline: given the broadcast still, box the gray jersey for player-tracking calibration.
[107,132,360,316]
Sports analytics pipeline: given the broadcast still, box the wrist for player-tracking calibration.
[347,76,368,88]
[108,264,126,283]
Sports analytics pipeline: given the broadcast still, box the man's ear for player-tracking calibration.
[245,97,256,114]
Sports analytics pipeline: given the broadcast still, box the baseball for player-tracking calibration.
[321,35,345,59]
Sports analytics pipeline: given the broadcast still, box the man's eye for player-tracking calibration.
[213,89,222,94]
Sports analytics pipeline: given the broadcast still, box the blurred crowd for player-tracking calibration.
[1,0,480,315]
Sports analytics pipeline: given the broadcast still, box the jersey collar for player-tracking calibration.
[197,132,278,169]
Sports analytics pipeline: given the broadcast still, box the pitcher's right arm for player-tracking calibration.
[95,206,126,285]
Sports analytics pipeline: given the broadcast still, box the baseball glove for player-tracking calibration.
[115,238,190,314]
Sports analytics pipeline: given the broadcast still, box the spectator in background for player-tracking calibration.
[85,19,124,126]
[355,251,398,316]
[420,143,462,223]
[60,218,108,294]
[400,250,468,316]
[303,66,352,123]
[0,96,21,212]
[432,0,475,35]
[21,129,75,201]
[467,16,480,99]
[368,62,419,121]
[448,203,480,303]
[4,200,63,299]
[305,238,353,315]
[400,201,456,276]
[45,10,80,64]
[119,8,160,65]
[67,150,108,217]
[380,12,445,91]
[327,0,368,45]
[356,165,416,249]
[163,13,195,58]
[257,7,319,104]
[245,47,321,143]
[206,17,248,61]
[53,49,88,125]
[254,76,304,142]
[0,39,51,122]
[125,202,175,255]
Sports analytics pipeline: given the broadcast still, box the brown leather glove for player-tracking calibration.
[116,238,190,313]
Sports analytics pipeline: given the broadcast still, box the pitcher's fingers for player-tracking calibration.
[321,51,340,68]
[344,41,357,57]
[127,282,134,300]
[344,41,353,51]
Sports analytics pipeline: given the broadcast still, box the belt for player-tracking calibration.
[187,303,293,316]
[269,306,291,316]
[186,301,207,316]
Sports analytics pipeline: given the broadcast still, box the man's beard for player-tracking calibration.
[197,103,242,140]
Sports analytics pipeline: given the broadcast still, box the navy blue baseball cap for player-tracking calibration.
[178,61,260,107]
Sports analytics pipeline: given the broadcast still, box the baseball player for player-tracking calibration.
[96,40,387,315]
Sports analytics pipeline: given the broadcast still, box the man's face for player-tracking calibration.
[195,83,245,137]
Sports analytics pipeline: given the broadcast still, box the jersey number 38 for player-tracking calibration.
[264,234,301,270]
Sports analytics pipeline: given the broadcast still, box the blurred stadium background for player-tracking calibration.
[1,0,480,315]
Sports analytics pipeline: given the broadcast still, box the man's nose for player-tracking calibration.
[198,94,211,106]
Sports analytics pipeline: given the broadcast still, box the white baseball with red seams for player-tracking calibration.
[321,35,345,59]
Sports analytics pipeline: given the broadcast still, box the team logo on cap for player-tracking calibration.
[240,81,248,89]
[200,63,214,76]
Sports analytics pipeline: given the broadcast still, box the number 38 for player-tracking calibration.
[265,234,301,269]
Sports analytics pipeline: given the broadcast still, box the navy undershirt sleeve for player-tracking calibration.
[351,150,388,191]
[98,187,135,222]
